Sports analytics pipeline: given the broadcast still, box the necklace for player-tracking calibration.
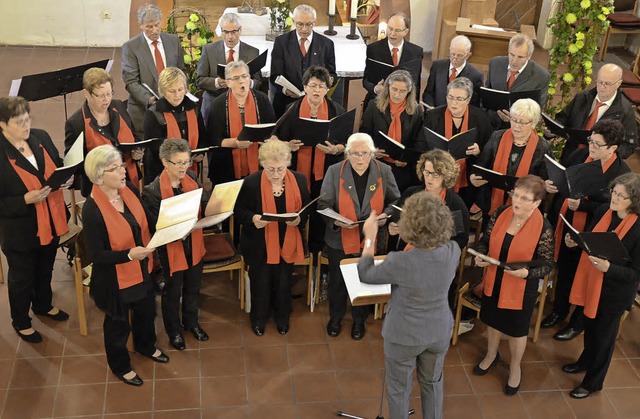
[273,183,284,197]
[15,141,27,153]
[109,194,121,205]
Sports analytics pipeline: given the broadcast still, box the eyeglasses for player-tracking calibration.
[507,191,536,203]
[422,169,442,179]
[228,73,250,82]
[349,151,372,159]
[511,119,532,126]
[295,21,315,29]
[387,26,407,34]
[446,94,469,103]
[167,160,191,167]
[221,28,240,36]
[596,79,621,87]
[587,138,608,149]
[610,188,630,200]
[306,83,328,91]
[264,166,287,174]
[91,91,114,100]
[10,116,31,127]
[103,163,127,173]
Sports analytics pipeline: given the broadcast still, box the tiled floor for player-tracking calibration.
[0,44,639,419]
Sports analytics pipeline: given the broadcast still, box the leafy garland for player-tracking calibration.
[270,0,293,32]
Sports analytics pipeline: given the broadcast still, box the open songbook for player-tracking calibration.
[544,155,606,198]
[237,123,276,142]
[117,137,162,152]
[216,50,268,79]
[275,75,305,98]
[197,179,245,228]
[364,57,422,85]
[472,165,518,191]
[467,248,546,270]
[542,113,590,145]
[479,87,541,111]
[560,214,631,265]
[317,208,366,226]
[291,109,356,146]
[260,196,321,222]
[147,188,204,248]
[340,257,391,305]
[46,132,84,190]
[375,131,421,161]
[423,127,477,160]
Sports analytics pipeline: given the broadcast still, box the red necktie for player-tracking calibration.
[227,49,235,64]
[152,40,165,75]
[449,67,457,83]
[584,100,605,130]
[300,38,307,57]
[506,70,518,89]
[392,47,399,66]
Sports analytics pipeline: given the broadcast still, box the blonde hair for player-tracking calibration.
[259,139,292,166]
[84,145,122,184]
[158,67,188,97]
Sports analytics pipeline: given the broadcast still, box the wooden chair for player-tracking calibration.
[310,251,328,312]
[599,0,640,61]
[0,250,4,284]
[294,219,315,308]
[452,273,550,345]
[201,216,246,310]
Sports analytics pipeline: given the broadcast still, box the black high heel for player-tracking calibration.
[473,353,500,376]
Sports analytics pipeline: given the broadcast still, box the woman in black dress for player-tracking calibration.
[473,175,554,395]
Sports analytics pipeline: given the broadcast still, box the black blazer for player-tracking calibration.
[206,90,276,185]
[555,88,638,162]
[362,39,423,107]
[0,129,66,252]
[422,59,483,107]
[234,170,310,267]
[423,104,493,151]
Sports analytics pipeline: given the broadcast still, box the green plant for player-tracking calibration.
[166,9,214,93]
[270,0,293,32]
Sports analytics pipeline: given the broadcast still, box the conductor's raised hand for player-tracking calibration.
[363,210,379,239]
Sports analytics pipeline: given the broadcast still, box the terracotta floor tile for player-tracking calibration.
[0,388,5,418]
[197,321,243,348]
[15,329,65,358]
[154,377,201,410]
[443,394,483,419]
[200,347,245,377]
[106,352,155,383]
[59,354,108,385]
[444,347,462,366]
[338,400,387,418]
[476,393,528,419]
[285,317,328,344]
[154,349,201,379]
[0,359,14,389]
[154,410,203,419]
[104,381,153,414]
[288,343,333,373]
[336,369,384,400]
[201,376,247,408]
[292,371,340,402]
[248,404,296,418]
[604,359,640,388]
[102,414,153,419]
[201,406,251,418]
[53,383,105,417]
[464,363,506,394]
[2,386,56,419]
[520,390,574,419]
[518,362,560,391]
[9,357,62,388]
[564,390,620,419]
[242,326,287,347]
[605,387,640,419]
[297,401,344,419]
[246,373,293,404]
[330,341,376,370]
[0,331,20,359]
[443,365,473,395]
[545,361,584,391]
[629,358,640,378]
[245,345,288,374]
[63,328,106,356]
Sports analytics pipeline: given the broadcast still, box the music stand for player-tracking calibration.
[15,59,111,119]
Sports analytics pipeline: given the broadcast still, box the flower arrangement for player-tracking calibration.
[166,9,214,93]
[270,0,293,32]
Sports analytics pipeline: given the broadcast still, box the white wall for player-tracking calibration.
[410,0,438,52]
[0,0,131,47]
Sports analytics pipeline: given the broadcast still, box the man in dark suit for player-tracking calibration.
[362,12,423,109]
[422,35,483,108]
[485,33,550,129]
[122,4,185,139]
[554,63,637,163]
[270,4,337,117]
[196,12,261,122]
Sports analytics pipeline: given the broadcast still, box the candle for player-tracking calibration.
[350,0,358,19]
[329,0,335,15]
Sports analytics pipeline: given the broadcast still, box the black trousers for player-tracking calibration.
[3,240,58,330]
[160,261,203,336]
[327,246,370,324]
[249,260,294,327]
[103,290,157,376]
[576,310,624,391]
[554,244,585,330]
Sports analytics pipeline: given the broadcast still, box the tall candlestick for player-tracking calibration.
[328,0,336,15]
[350,0,358,20]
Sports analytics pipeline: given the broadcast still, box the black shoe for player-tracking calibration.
[117,372,144,386]
[277,324,289,335]
[351,322,365,340]
[327,319,341,337]
[34,308,69,321]
[562,362,586,374]
[138,350,169,363]
[252,325,265,336]
[473,353,500,376]
[505,380,521,396]
[570,386,591,399]
[554,326,582,341]
[169,334,186,350]
[541,312,561,328]
[188,326,209,341]
[13,326,42,343]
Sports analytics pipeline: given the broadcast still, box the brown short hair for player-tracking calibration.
[416,149,460,189]
[514,174,546,201]
[0,96,30,124]
[83,68,113,94]
[398,191,454,249]
[610,172,640,215]
[159,138,191,161]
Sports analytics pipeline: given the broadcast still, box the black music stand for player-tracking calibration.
[16,59,111,119]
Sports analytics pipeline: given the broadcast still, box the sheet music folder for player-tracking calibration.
[560,214,631,265]
[339,256,391,306]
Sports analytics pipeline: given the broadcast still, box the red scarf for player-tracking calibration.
[553,153,617,258]
[159,170,205,276]
[261,170,304,264]
[483,207,544,309]
[165,108,199,174]
[569,210,638,318]
[384,100,406,164]
[91,184,152,289]
[444,106,470,191]
[489,129,539,214]
[403,188,447,251]
[228,91,259,178]
[339,160,385,254]
[82,105,139,186]
[8,145,69,245]
[297,97,329,188]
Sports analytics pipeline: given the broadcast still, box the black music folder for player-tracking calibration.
[423,127,477,160]
[45,163,82,191]
[541,113,590,145]
[479,87,541,111]
[560,214,631,265]
[292,109,356,146]
[237,123,276,142]
[364,57,422,84]
[472,165,518,191]
[217,50,268,79]
[375,131,421,162]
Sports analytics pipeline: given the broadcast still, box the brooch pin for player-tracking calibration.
[370,185,376,191]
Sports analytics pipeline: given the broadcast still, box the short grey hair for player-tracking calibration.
[345,133,376,156]
[259,139,292,165]
[219,12,241,28]
[450,35,471,53]
[137,4,162,24]
[225,60,250,79]
[160,138,191,161]
[85,145,122,184]
[510,98,541,126]
[293,4,317,20]
[446,77,473,99]
[509,33,534,57]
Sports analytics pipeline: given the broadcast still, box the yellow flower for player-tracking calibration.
[580,0,590,9]
[584,76,592,85]
[575,32,585,41]
[277,0,285,3]
[548,87,556,95]
[568,44,579,54]
[586,68,593,75]
[285,16,293,26]
[189,13,200,22]
[583,60,592,70]
[196,36,207,46]
[181,41,191,48]
[597,14,606,21]
[565,13,577,24]
[575,40,585,49]
[185,21,196,30]
[563,73,574,83]
[184,54,192,64]
[601,6,611,14]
